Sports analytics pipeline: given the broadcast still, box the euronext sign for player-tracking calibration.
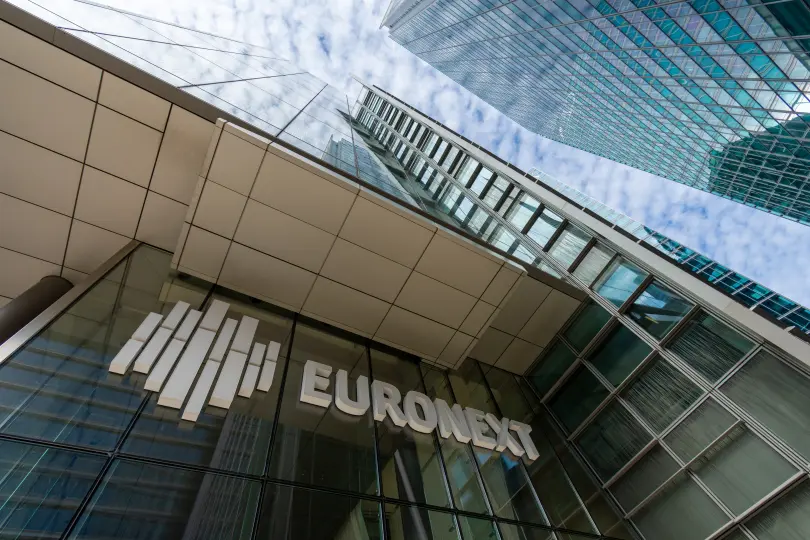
[300,359,539,461]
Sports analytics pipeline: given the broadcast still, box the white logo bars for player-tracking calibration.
[300,359,540,461]
[109,300,279,422]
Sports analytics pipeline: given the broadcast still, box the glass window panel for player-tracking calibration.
[527,209,563,247]
[588,325,652,387]
[257,483,381,539]
[664,398,737,463]
[611,445,679,511]
[563,302,611,352]
[548,226,590,269]
[549,366,609,433]
[527,340,576,397]
[668,311,754,383]
[722,350,810,462]
[525,413,597,534]
[577,400,652,481]
[744,482,810,540]
[622,357,703,433]
[633,474,729,540]
[448,359,498,415]
[0,246,209,450]
[420,366,489,515]
[497,522,557,540]
[384,503,460,540]
[483,365,533,422]
[593,257,649,307]
[477,449,546,524]
[457,516,498,539]
[70,460,261,540]
[184,85,284,136]
[628,281,693,339]
[691,427,797,515]
[121,295,293,474]
[0,440,106,539]
[371,349,450,508]
[268,322,377,494]
[573,244,615,286]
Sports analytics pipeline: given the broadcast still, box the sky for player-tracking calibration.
[91,0,810,305]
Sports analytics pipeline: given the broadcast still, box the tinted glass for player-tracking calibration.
[593,258,648,307]
[668,312,754,383]
[588,325,652,387]
[69,460,261,540]
[268,322,377,494]
[745,483,810,540]
[563,302,611,353]
[0,440,106,539]
[627,281,693,339]
[527,340,576,397]
[611,445,678,511]
[384,503,460,540]
[549,366,609,433]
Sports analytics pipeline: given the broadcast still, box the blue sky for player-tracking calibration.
[96,0,810,305]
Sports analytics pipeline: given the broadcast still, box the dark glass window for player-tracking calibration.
[268,322,377,494]
[257,483,382,539]
[744,482,810,540]
[667,311,754,383]
[384,503,460,539]
[0,440,106,539]
[577,400,652,481]
[527,340,576,397]
[371,348,450,507]
[588,325,652,387]
[627,281,693,339]
[549,366,609,433]
[71,460,261,540]
[611,445,679,511]
[563,302,611,352]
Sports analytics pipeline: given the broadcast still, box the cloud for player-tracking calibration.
[86,0,810,305]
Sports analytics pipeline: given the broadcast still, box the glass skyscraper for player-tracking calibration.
[2,1,810,540]
[382,0,810,224]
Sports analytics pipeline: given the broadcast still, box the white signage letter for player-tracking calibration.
[371,380,407,427]
[464,407,497,450]
[335,369,370,416]
[485,413,525,457]
[300,360,332,408]
[510,420,539,461]
[403,391,438,433]
[435,399,472,443]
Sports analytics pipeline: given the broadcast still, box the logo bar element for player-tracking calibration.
[109,300,280,422]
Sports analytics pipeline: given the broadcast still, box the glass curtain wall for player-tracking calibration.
[0,244,627,540]
[527,255,810,540]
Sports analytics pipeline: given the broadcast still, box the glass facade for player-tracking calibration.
[383,0,810,225]
[0,244,629,540]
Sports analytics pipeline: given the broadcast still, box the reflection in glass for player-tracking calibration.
[457,515,498,539]
[611,445,679,511]
[0,246,209,450]
[668,311,754,383]
[627,281,693,339]
[477,449,547,524]
[70,460,261,540]
[384,503,460,540]
[588,325,652,387]
[573,244,614,286]
[577,400,652,481]
[664,398,737,463]
[372,349,450,507]
[594,258,648,307]
[257,484,381,539]
[563,302,611,352]
[268,322,377,494]
[548,225,590,269]
[0,440,106,539]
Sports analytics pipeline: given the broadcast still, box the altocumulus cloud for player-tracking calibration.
[96,0,810,304]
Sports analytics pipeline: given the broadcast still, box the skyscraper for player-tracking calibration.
[3,1,810,540]
[382,0,810,224]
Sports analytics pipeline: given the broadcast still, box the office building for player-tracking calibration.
[1,2,810,540]
[382,0,810,225]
